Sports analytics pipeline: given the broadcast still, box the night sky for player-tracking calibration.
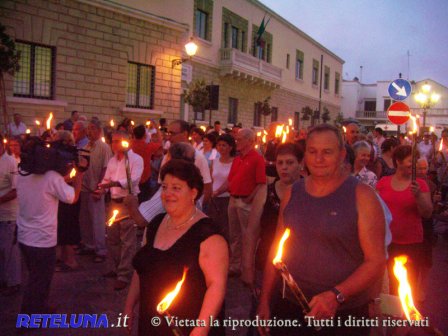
[260,0,448,87]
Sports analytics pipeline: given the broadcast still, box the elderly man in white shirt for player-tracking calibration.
[8,113,27,136]
[95,131,143,291]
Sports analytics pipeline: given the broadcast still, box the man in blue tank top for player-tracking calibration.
[257,124,386,336]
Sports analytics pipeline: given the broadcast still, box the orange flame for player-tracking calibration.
[26,129,31,134]
[262,135,267,143]
[157,268,188,314]
[263,130,268,135]
[342,126,347,134]
[288,118,293,126]
[281,131,287,144]
[275,125,284,138]
[273,228,290,265]
[409,115,418,135]
[439,138,444,152]
[131,120,135,126]
[3,139,7,144]
[121,140,129,149]
[257,131,262,137]
[35,120,41,126]
[69,168,76,178]
[200,125,207,132]
[107,209,119,226]
[46,113,53,130]
[146,121,151,126]
[393,256,423,321]
[110,120,115,127]
[101,137,106,143]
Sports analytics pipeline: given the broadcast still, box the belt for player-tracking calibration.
[231,195,249,199]
[111,197,125,203]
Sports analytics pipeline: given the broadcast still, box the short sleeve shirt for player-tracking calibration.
[228,149,266,196]
[82,139,113,192]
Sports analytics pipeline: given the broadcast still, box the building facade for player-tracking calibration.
[342,78,448,134]
[1,0,344,129]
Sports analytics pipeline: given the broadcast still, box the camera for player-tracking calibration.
[18,137,90,176]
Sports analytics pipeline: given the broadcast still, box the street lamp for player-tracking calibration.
[414,82,440,127]
[172,37,198,67]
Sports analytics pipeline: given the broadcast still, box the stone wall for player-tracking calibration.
[0,0,185,127]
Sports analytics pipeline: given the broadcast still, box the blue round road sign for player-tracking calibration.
[388,79,412,101]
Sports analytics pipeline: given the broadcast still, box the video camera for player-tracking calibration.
[18,137,90,176]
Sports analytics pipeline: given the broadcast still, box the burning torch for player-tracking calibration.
[121,140,133,194]
[157,268,188,336]
[272,228,311,315]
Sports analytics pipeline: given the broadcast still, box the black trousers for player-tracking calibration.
[19,243,56,314]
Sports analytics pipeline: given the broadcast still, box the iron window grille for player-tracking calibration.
[126,62,155,109]
[13,41,56,99]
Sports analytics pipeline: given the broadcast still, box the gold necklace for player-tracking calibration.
[166,208,197,230]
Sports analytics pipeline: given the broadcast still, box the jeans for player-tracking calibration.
[19,243,56,314]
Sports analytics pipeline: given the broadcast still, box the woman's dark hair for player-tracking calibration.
[275,143,304,163]
[217,133,236,156]
[204,133,217,147]
[381,138,399,153]
[160,159,204,201]
[191,127,205,138]
[392,145,418,168]
[133,125,146,139]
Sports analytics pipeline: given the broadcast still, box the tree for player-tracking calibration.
[0,24,20,135]
[321,107,331,123]
[301,106,313,128]
[184,79,210,113]
[334,112,344,127]
[255,96,271,127]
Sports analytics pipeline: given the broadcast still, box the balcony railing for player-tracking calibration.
[219,48,282,85]
[355,110,388,119]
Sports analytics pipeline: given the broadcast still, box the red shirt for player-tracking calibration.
[228,149,266,196]
[131,139,161,183]
[376,175,429,244]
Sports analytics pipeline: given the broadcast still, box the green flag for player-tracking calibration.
[256,14,270,45]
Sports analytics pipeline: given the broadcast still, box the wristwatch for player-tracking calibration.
[331,287,345,304]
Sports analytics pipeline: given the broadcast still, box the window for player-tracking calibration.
[223,23,229,48]
[195,10,208,40]
[271,107,278,122]
[194,0,213,41]
[231,26,239,49]
[195,110,204,121]
[286,54,290,69]
[364,100,376,111]
[335,72,340,95]
[14,41,55,99]
[295,50,304,80]
[294,112,300,129]
[254,102,262,127]
[324,66,330,91]
[384,99,391,111]
[312,59,319,85]
[228,97,238,124]
[266,44,271,63]
[126,62,155,109]
[241,31,246,52]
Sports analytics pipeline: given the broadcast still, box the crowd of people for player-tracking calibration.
[0,112,446,335]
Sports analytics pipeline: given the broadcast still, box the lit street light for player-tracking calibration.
[414,82,440,127]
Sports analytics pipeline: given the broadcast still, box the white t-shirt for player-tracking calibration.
[0,153,18,221]
[418,141,433,160]
[8,122,27,136]
[17,171,75,248]
[211,158,232,197]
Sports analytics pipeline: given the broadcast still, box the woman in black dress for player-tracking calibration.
[124,160,228,336]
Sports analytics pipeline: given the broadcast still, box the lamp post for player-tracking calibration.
[172,37,198,67]
[414,82,440,128]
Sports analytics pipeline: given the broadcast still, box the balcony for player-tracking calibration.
[355,110,388,120]
[219,48,282,87]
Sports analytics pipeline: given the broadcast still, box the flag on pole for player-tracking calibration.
[256,14,270,46]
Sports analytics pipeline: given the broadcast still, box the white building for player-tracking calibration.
[341,78,448,134]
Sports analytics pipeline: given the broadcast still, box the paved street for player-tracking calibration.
[1,233,447,336]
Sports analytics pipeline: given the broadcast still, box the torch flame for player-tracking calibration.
[131,120,135,126]
[275,125,284,138]
[101,137,106,143]
[263,130,268,135]
[3,139,7,144]
[286,125,290,134]
[257,131,262,137]
[200,125,207,132]
[146,121,151,126]
[410,115,418,135]
[342,126,347,134]
[288,118,293,126]
[393,256,423,321]
[262,135,267,143]
[26,129,31,134]
[157,268,188,314]
[121,140,129,149]
[273,228,290,266]
[69,168,76,178]
[281,131,287,144]
[35,120,41,126]
[46,113,53,130]
[110,120,115,127]
[439,138,444,152]
[107,209,119,226]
